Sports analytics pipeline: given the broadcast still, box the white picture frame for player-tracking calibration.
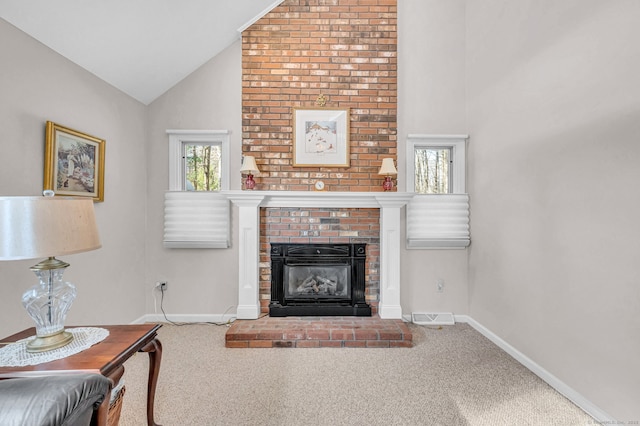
[292,107,350,167]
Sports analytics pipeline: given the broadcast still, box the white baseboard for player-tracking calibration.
[454,315,615,423]
[130,315,149,324]
[132,313,236,325]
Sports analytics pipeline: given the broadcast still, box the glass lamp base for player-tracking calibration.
[22,257,77,352]
[245,174,256,190]
[382,176,394,191]
[26,330,74,353]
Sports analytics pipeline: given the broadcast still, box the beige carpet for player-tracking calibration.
[118,322,595,425]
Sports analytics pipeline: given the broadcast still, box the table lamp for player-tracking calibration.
[0,193,101,352]
[378,158,398,191]
[240,155,260,190]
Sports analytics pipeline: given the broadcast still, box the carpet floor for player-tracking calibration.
[117,322,595,425]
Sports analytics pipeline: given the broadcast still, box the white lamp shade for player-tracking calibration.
[378,158,398,176]
[240,156,260,175]
[0,196,101,261]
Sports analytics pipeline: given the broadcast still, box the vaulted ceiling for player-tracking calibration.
[0,0,282,105]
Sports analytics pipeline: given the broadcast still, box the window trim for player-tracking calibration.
[406,134,468,194]
[167,130,230,191]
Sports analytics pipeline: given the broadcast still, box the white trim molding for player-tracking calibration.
[237,1,286,33]
[134,313,236,325]
[166,129,230,191]
[455,315,616,424]
[406,134,468,194]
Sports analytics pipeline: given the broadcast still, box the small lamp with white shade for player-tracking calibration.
[378,158,398,191]
[240,155,260,190]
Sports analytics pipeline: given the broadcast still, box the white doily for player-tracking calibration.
[0,327,109,367]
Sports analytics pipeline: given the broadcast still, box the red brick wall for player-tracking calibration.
[260,208,380,314]
[242,0,398,191]
[244,1,395,314]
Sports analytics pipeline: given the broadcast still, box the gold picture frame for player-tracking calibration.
[292,107,350,167]
[44,121,106,202]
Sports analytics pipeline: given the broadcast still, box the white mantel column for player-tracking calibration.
[228,194,264,319]
[376,196,407,319]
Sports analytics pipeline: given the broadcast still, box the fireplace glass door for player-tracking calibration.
[284,264,350,300]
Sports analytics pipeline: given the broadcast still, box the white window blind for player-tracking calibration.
[163,191,230,248]
[406,194,470,249]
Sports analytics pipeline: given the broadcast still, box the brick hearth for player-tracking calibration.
[225,316,412,348]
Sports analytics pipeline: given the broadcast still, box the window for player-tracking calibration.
[167,130,230,191]
[406,135,468,193]
[165,130,231,249]
[405,134,470,249]
[415,147,451,194]
[184,143,221,191]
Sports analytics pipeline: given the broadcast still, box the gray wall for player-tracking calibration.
[398,0,469,316]
[1,0,638,420]
[145,41,243,317]
[0,19,148,335]
[466,0,640,420]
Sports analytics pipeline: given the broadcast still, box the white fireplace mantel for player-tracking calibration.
[224,191,414,320]
[225,190,414,209]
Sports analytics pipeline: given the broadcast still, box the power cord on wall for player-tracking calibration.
[156,286,237,327]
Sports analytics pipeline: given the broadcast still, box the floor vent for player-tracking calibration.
[411,312,455,326]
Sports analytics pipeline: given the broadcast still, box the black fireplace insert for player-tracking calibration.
[269,243,372,317]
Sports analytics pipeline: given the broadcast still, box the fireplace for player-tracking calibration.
[269,243,372,317]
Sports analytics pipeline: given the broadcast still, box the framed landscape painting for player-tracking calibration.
[292,107,350,167]
[44,121,106,202]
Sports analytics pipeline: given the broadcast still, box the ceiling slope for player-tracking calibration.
[0,0,282,104]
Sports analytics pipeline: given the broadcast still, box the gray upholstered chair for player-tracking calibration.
[0,373,111,426]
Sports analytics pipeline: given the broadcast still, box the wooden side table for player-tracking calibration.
[0,323,162,426]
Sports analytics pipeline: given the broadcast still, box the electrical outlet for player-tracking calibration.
[156,281,168,291]
[436,279,444,293]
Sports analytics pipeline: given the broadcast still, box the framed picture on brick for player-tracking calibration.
[292,107,350,167]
